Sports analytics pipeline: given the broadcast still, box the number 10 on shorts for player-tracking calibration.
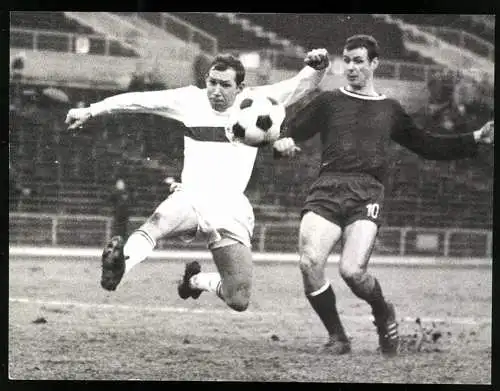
[366,203,380,219]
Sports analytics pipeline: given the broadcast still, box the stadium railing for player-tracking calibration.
[372,15,494,82]
[12,27,448,85]
[390,14,495,47]
[10,27,138,57]
[226,47,448,85]
[8,213,492,258]
[12,26,492,109]
[140,12,218,55]
[466,15,495,33]
[10,26,198,63]
[418,25,494,62]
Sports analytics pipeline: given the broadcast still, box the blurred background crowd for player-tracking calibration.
[9,12,493,234]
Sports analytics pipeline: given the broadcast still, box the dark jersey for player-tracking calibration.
[286,87,478,184]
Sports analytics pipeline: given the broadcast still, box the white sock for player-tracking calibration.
[123,230,156,275]
[309,280,330,297]
[189,272,222,297]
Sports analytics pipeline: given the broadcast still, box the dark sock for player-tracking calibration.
[307,284,348,340]
[344,273,387,319]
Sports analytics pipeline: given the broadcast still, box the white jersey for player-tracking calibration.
[89,66,328,197]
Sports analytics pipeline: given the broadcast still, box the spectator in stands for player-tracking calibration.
[476,73,494,110]
[144,69,167,91]
[109,178,134,239]
[193,53,212,89]
[427,70,493,136]
[128,63,148,92]
[427,70,456,109]
[10,52,26,82]
[257,50,273,86]
[10,52,26,110]
[440,112,455,132]
[128,73,147,92]
[423,69,468,134]
[453,72,477,110]
[9,165,31,211]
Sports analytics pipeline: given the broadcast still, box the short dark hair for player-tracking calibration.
[344,35,379,61]
[208,54,246,86]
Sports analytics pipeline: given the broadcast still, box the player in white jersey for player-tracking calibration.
[65,49,330,312]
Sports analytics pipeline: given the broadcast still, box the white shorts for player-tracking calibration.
[162,189,255,249]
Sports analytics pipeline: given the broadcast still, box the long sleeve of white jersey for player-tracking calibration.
[249,64,329,107]
[88,65,328,120]
[89,85,199,122]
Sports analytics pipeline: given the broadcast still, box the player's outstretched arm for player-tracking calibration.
[254,48,330,108]
[65,86,197,130]
[391,102,492,161]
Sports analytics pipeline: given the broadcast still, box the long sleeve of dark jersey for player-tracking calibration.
[390,102,478,160]
[283,90,325,142]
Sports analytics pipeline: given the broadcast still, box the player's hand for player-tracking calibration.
[169,182,182,193]
[65,107,92,130]
[164,177,182,194]
[474,120,494,144]
[304,48,329,70]
[273,137,301,157]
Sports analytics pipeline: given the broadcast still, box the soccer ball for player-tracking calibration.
[226,93,286,147]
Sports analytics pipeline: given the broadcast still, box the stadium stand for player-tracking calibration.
[391,14,494,61]
[10,11,95,34]
[9,89,492,229]
[169,12,284,51]
[235,13,437,64]
[10,11,139,57]
[8,12,493,231]
[395,14,495,44]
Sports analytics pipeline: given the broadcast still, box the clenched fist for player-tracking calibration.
[304,48,330,71]
[474,120,494,145]
[273,137,301,157]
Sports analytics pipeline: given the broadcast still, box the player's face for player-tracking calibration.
[342,47,378,90]
[206,68,243,112]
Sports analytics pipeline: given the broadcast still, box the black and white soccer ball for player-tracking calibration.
[226,93,286,147]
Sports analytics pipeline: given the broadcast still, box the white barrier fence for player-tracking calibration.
[9,213,492,258]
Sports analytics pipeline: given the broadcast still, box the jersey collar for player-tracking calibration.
[340,87,387,100]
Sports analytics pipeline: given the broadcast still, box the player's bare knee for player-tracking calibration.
[227,296,250,312]
[225,290,250,312]
[339,265,365,285]
[299,248,323,276]
[223,282,251,312]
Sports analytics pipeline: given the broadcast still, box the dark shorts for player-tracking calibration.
[302,173,385,228]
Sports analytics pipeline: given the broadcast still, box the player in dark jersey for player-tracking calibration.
[273,35,494,356]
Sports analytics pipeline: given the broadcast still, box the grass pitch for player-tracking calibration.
[9,255,492,383]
